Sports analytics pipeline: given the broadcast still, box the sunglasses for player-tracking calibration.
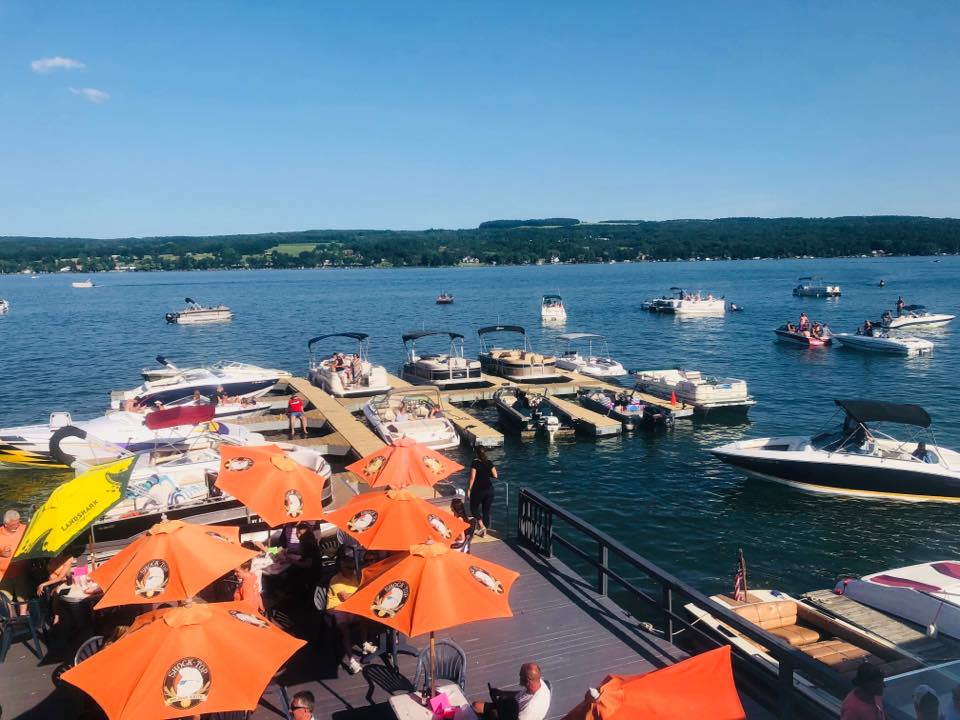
[291,706,309,712]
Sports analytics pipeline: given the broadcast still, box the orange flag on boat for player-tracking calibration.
[560,646,745,720]
[323,488,469,551]
[91,520,255,610]
[62,601,304,720]
[216,444,328,527]
[346,436,463,489]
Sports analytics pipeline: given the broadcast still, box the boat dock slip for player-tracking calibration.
[286,376,385,458]
[543,394,622,436]
[441,401,504,447]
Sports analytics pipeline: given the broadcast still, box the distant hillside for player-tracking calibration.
[1,216,958,273]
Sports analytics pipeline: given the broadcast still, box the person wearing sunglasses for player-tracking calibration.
[289,691,315,719]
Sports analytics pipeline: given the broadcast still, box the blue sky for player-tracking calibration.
[1,1,958,237]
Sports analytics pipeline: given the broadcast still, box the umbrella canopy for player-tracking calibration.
[215,444,327,527]
[13,457,137,560]
[345,437,464,489]
[336,542,518,637]
[62,600,305,720]
[323,488,470,551]
[560,646,745,720]
[91,520,256,610]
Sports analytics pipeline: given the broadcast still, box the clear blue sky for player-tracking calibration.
[1,1,958,237]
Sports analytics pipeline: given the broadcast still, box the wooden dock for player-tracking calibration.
[441,401,504,447]
[543,394,622,437]
[286,376,385,458]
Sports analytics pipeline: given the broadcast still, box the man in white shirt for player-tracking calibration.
[472,662,551,720]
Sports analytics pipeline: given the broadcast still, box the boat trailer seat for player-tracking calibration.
[730,601,821,647]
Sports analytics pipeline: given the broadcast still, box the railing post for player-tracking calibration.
[661,586,674,645]
[597,542,608,596]
[777,655,795,719]
[543,506,553,558]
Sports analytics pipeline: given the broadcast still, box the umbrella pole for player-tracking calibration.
[430,630,436,698]
[88,527,97,570]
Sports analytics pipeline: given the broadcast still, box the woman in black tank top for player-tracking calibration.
[467,446,498,536]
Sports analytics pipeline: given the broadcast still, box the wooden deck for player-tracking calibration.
[287,376,386,458]
[543,395,622,437]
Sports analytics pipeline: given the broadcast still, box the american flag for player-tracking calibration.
[734,548,748,602]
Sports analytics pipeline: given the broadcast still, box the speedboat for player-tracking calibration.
[71,279,95,289]
[436,291,454,305]
[840,561,960,641]
[0,299,8,314]
[400,331,482,388]
[793,277,841,297]
[711,399,960,501]
[477,325,562,381]
[633,369,755,414]
[0,406,258,469]
[540,294,567,322]
[576,387,673,431]
[834,329,933,357]
[307,332,390,397]
[773,324,832,347]
[881,305,955,330]
[111,363,287,409]
[139,357,288,384]
[554,333,626,378]
[362,387,460,450]
[492,386,568,442]
[165,298,233,324]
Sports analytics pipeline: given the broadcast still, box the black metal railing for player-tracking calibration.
[516,488,911,720]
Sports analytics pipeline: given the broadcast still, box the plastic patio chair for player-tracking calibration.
[0,592,45,663]
[73,635,104,666]
[412,638,467,693]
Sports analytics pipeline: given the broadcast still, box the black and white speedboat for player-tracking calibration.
[880,305,955,330]
[400,330,482,388]
[712,400,960,501]
[112,362,288,409]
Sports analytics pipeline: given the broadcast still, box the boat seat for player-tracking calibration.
[381,409,396,422]
[800,640,871,673]
[767,625,821,647]
[730,600,819,647]
[414,405,430,418]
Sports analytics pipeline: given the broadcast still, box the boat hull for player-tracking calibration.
[478,353,562,382]
[773,329,831,347]
[834,334,933,356]
[883,314,955,329]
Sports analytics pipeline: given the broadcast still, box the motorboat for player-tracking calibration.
[793,277,841,297]
[477,325,562,382]
[139,357,289,384]
[773,324,832,347]
[881,305,955,330]
[841,561,960,642]
[362,387,460,450]
[436,291,454,305]
[685,589,919,714]
[633,369,755,414]
[492,386,569,442]
[554,333,626,378]
[0,299,8,314]
[71,279,95,289]
[111,362,287,409]
[141,355,182,381]
[643,288,725,315]
[400,331,483,388]
[0,405,258,470]
[576,387,674,431]
[165,298,233,324]
[307,332,390,397]
[834,329,933,357]
[711,399,960,501]
[540,294,567,322]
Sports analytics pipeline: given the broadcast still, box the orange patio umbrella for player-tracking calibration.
[62,600,305,720]
[216,444,327,527]
[560,646,746,720]
[91,520,256,610]
[323,488,470,550]
[345,436,463,489]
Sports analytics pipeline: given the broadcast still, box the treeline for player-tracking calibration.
[1,216,958,273]
[478,218,580,229]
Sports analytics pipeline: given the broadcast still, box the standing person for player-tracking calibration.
[468,447,498,538]
[0,510,29,602]
[287,394,307,439]
[896,296,906,316]
[840,663,886,720]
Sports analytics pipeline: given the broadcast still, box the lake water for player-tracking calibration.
[1,256,958,596]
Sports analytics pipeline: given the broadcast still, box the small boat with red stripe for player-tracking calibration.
[773,321,832,347]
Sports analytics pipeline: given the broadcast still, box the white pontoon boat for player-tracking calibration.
[362,387,459,450]
[793,277,841,297]
[307,332,390,397]
[633,369,754,413]
[165,297,233,324]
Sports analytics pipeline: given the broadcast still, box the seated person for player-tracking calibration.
[912,441,933,463]
[289,690,317,720]
[395,406,411,421]
[449,498,476,552]
[785,322,797,334]
[233,557,264,613]
[326,554,373,674]
[473,662,551,720]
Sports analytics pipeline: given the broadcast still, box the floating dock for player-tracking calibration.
[286,376,385,457]
[544,393,622,436]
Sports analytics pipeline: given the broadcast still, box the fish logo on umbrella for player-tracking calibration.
[469,565,504,594]
[426,514,452,539]
[205,530,232,543]
[361,455,386,476]
[163,657,211,709]
[225,457,254,472]
[229,609,269,628]
[347,509,378,533]
[421,455,443,475]
[371,580,410,618]
[284,489,304,518]
[135,559,170,598]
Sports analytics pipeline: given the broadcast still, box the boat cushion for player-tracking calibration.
[800,639,871,673]
[767,624,821,647]
[730,600,799,630]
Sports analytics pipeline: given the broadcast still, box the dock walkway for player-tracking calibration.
[543,394,622,437]
[287,376,385,458]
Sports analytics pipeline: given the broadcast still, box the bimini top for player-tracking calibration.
[401,330,465,343]
[836,399,931,428]
[478,325,525,336]
[542,294,563,301]
[307,332,369,349]
[557,332,604,342]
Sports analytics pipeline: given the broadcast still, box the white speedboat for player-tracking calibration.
[540,294,567,322]
[477,325,562,381]
[633,368,755,413]
[307,332,390,397]
[71,279,95,289]
[0,299,8,314]
[711,399,960,501]
[0,406,258,469]
[400,331,482,388]
[881,305,955,330]
[165,298,233,324]
[841,561,960,641]
[834,330,933,357]
[362,387,459,450]
[793,277,841,297]
[554,333,626,378]
[111,363,288,409]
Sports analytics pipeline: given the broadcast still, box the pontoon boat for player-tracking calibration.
[633,369,755,413]
[362,387,460,450]
[71,279,95,289]
[165,298,232,324]
[307,332,390,397]
[554,333,626,378]
[477,325,562,381]
[400,331,482,388]
[793,277,841,297]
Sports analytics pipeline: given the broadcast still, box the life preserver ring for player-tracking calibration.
[48,425,88,467]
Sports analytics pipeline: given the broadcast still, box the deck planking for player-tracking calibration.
[542,395,622,437]
[287,376,385,459]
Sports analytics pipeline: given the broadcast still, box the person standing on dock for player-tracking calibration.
[287,394,307,439]
[0,510,28,602]
[841,663,886,720]
[468,446,498,538]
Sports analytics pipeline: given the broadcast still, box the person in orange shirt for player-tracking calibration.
[0,509,29,601]
[233,558,264,614]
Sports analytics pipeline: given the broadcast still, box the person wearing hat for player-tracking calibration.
[841,663,885,719]
[913,684,941,720]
